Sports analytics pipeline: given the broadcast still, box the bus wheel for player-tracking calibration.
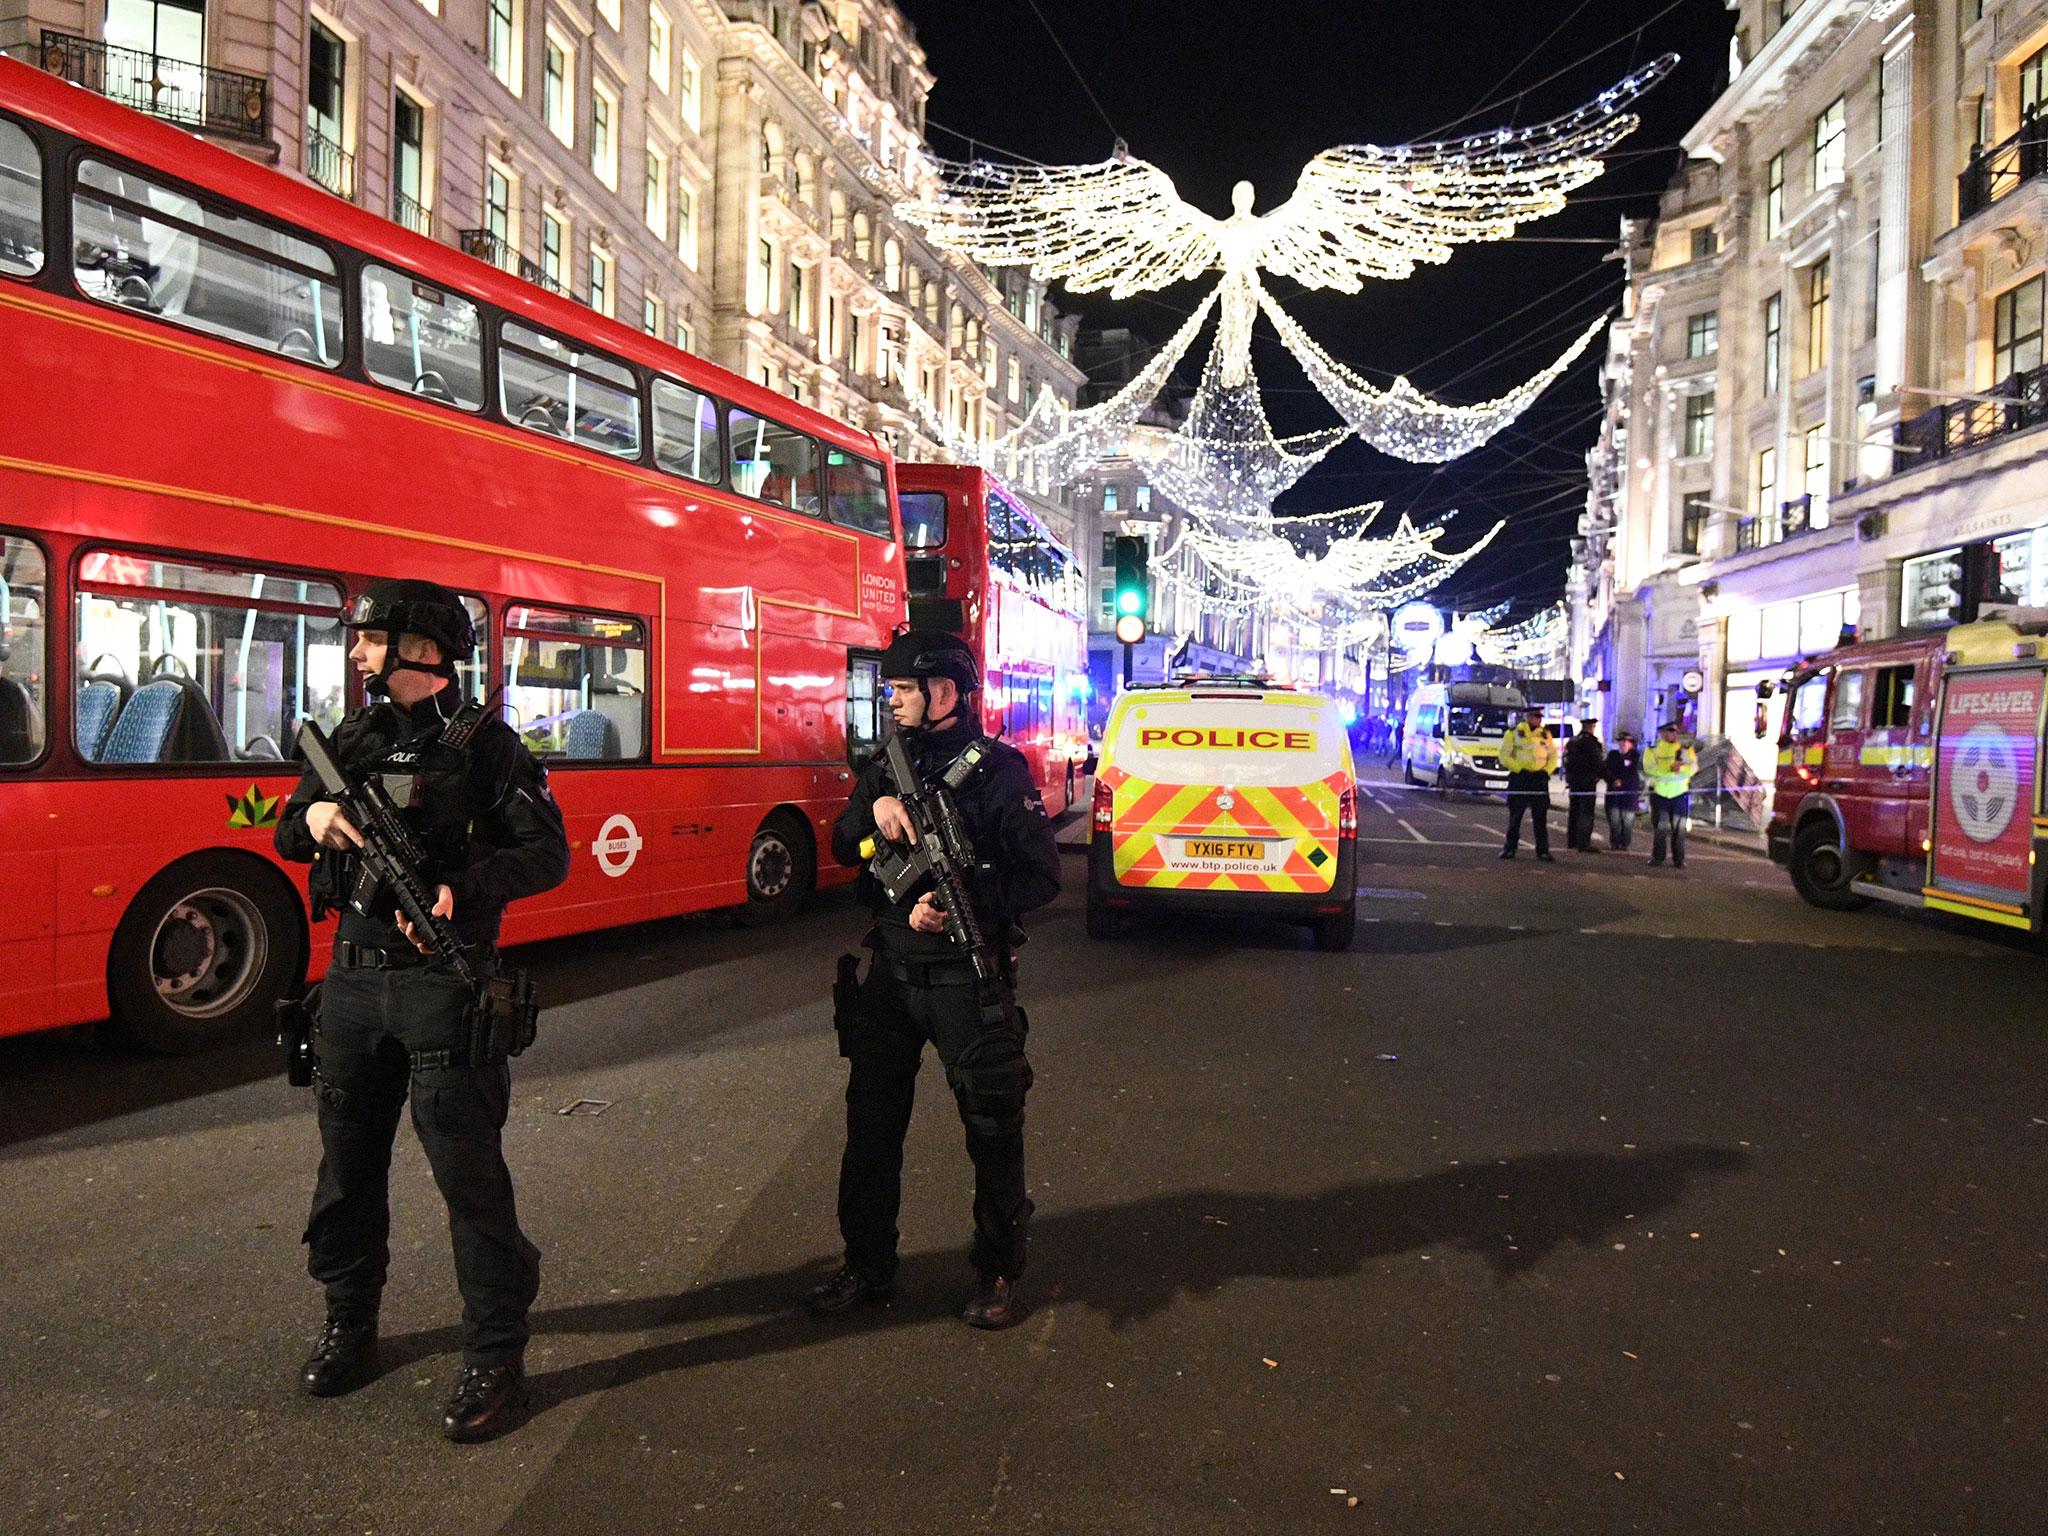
[1789,822,1873,912]
[738,812,814,926]
[105,852,306,1055]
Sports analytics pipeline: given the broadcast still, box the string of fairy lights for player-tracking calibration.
[884,56,1675,644]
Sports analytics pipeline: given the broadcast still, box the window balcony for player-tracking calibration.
[37,30,270,143]
[393,194,433,238]
[458,227,516,271]
[1958,117,2048,222]
[304,127,354,199]
[1893,365,2048,469]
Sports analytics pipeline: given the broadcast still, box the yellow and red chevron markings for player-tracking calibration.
[1098,764,1346,894]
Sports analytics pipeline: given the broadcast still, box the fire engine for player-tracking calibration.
[1765,616,2048,933]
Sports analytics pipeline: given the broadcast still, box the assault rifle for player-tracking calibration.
[861,729,1011,1009]
[288,720,538,1070]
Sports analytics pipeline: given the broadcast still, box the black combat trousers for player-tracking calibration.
[837,963,1033,1283]
[1502,771,1552,856]
[305,958,541,1368]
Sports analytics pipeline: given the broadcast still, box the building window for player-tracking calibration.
[1763,292,1782,395]
[644,146,667,236]
[595,0,620,29]
[393,89,429,233]
[643,292,662,336]
[1690,225,1716,261]
[1806,257,1830,374]
[540,209,566,288]
[1765,151,1784,240]
[487,0,519,93]
[675,317,694,354]
[306,21,350,196]
[591,82,619,189]
[1683,392,1714,458]
[1993,275,2044,382]
[786,260,807,330]
[1802,424,1830,520]
[1680,492,1709,555]
[543,32,574,145]
[588,247,613,316]
[2023,45,2048,120]
[1007,355,1021,403]
[676,183,697,269]
[1813,97,1845,191]
[679,49,701,131]
[1686,310,1718,358]
[1135,484,1152,513]
[1103,483,1120,512]
[648,5,672,89]
[757,238,776,314]
[484,161,515,264]
[1757,446,1777,518]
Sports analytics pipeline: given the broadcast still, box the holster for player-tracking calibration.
[831,952,864,1059]
[276,982,322,1088]
[466,967,539,1067]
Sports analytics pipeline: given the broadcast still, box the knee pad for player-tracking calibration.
[947,1028,1033,1136]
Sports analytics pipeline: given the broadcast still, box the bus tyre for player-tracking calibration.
[738,812,814,926]
[1310,902,1357,953]
[1789,821,1873,912]
[1084,890,1123,941]
[105,852,306,1055]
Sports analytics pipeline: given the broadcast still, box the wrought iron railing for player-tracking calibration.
[304,127,354,199]
[38,30,269,142]
[1779,493,1816,537]
[1735,516,1765,553]
[1958,114,2048,221]
[393,194,433,238]
[1893,364,2048,469]
[458,227,515,270]
[518,255,568,296]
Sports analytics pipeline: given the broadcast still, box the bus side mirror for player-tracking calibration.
[1754,702,1770,738]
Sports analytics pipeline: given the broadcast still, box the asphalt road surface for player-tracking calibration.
[3,764,2043,1535]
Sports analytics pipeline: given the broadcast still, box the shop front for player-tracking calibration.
[1718,584,1861,786]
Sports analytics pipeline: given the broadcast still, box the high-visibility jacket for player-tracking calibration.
[1498,721,1559,775]
[1644,738,1698,798]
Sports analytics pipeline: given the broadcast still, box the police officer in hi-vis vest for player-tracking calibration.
[275,580,568,1442]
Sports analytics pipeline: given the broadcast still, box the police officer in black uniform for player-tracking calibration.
[808,631,1062,1328]
[275,580,569,1441]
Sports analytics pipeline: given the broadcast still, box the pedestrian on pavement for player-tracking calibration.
[1498,703,1559,861]
[1604,730,1642,851]
[1563,720,1605,853]
[810,630,1062,1330]
[1645,718,1700,869]
[275,580,570,1442]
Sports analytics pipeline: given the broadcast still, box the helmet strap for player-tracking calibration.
[365,642,456,698]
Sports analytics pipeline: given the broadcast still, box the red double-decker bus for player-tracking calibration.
[894,464,1089,815]
[0,58,905,1052]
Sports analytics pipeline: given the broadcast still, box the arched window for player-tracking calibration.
[852,210,872,264]
[828,188,848,243]
[882,238,902,293]
[760,120,783,177]
[795,150,817,206]
[924,281,941,330]
[964,316,981,359]
[949,303,964,350]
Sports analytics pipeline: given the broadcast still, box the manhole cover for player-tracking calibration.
[555,1098,613,1117]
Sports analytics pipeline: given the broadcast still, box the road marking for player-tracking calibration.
[1396,818,1429,843]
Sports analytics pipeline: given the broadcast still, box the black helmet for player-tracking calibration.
[880,629,980,694]
[343,579,475,657]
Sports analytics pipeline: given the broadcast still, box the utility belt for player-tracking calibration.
[277,941,536,1085]
[332,938,437,971]
[868,951,987,988]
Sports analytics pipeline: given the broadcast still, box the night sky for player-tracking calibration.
[908,0,1734,617]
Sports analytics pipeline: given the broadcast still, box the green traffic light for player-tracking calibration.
[1117,589,1142,615]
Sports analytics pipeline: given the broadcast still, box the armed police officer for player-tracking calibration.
[809,631,1061,1329]
[275,580,569,1442]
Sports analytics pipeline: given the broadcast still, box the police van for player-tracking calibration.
[1087,679,1358,950]
[1400,681,1526,797]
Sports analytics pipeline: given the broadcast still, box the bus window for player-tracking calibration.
[71,159,343,367]
[652,377,723,483]
[499,321,643,459]
[0,534,48,765]
[823,449,892,536]
[727,407,818,513]
[0,119,43,278]
[1787,673,1827,738]
[1829,669,1866,731]
[847,653,884,767]
[503,604,646,761]
[453,594,491,705]
[361,266,485,410]
[1871,664,1915,728]
[899,490,947,549]
[74,552,345,764]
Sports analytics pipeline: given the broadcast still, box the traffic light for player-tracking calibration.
[1113,536,1149,641]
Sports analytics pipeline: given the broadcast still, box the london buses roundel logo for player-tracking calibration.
[1950,726,2019,845]
[593,813,643,878]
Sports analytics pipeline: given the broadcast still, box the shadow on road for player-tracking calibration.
[370,1143,1748,1418]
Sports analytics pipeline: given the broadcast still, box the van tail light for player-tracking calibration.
[1338,785,1357,839]
[1092,776,1115,834]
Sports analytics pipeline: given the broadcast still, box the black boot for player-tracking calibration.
[805,1264,894,1316]
[962,1275,1017,1330]
[441,1364,530,1443]
[300,1314,378,1397]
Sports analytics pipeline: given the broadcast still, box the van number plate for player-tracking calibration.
[1184,840,1262,860]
